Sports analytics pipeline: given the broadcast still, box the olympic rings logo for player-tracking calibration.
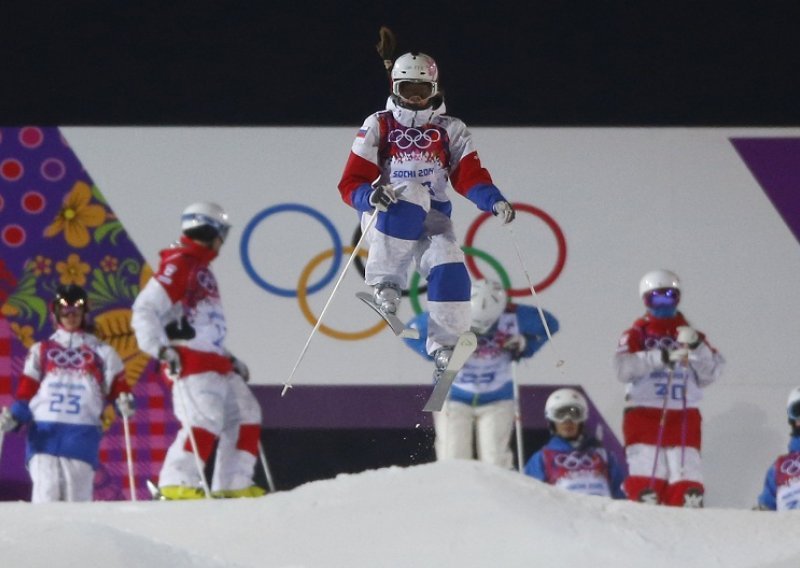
[554,452,599,470]
[387,128,442,150]
[644,336,679,351]
[239,201,567,341]
[780,456,800,477]
[47,347,94,369]
[196,269,219,295]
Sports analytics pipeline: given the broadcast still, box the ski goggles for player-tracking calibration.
[393,80,438,101]
[789,400,800,420]
[644,288,680,309]
[57,299,85,315]
[550,405,586,423]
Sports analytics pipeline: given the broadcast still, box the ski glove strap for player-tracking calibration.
[369,184,400,212]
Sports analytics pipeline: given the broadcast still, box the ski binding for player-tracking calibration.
[356,292,419,339]
[423,331,478,412]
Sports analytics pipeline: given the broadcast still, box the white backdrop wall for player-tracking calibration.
[62,127,800,508]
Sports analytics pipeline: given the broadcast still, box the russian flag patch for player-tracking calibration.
[355,127,369,142]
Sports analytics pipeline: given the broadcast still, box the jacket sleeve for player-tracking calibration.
[523,449,547,482]
[403,312,433,361]
[607,452,627,500]
[757,463,778,510]
[613,327,666,383]
[98,341,130,401]
[446,118,507,212]
[131,276,175,359]
[688,341,725,388]
[338,115,382,212]
[515,306,559,359]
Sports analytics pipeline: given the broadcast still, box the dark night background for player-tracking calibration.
[1,1,798,126]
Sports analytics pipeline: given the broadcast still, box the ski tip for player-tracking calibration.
[280,384,292,397]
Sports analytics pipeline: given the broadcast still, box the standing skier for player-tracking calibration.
[338,51,515,383]
[132,202,264,499]
[404,279,558,467]
[757,387,800,511]
[524,388,625,499]
[614,269,724,507]
[0,285,133,502]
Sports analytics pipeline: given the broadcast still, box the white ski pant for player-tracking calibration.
[29,454,94,502]
[160,371,262,491]
[434,399,515,468]
[361,183,471,354]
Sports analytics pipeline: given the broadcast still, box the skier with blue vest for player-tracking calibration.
[525,388,625,499]
[404,279,557,467]
[757,386,800,511]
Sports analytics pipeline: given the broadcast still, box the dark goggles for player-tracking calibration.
[551,405,586,423]
[645,288,680,309]
[789,400,800,420]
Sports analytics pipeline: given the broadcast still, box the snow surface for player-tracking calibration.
[1,460,797,568]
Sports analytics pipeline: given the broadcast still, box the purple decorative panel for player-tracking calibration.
[731,137,800,244]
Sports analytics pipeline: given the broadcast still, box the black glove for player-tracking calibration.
[164,317,196,340]
[369,184,399,212]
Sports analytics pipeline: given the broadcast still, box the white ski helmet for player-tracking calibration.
[544,388,588,423]
[391,52,439,104]
[639,269,680,298]
[787,387,800,420]
[470,279,507,334]
[181,202,231,242]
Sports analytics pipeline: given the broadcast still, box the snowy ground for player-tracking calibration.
[1,460,797,568]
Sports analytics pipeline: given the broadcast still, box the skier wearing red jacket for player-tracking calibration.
[132,202,263,500]
[614,269,724,507]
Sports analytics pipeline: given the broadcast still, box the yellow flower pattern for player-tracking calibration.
[56,253,91,286]
[43,181,106,248]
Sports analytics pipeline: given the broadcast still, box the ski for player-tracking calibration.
[356,292,420,339]
[423,331,478,412]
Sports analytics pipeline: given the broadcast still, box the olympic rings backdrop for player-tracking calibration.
[239,201,567,341]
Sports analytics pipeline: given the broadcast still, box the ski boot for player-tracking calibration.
[683,488,704,508]
[422,332,478,412]
[374,282,401,316]
[356,282,419,339]
[432,347,454,382]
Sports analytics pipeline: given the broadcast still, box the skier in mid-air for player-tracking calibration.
[337,50,516,390]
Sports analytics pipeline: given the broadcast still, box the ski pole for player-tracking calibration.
[282,206,380,396]
[173,378,212,498]
[679,366,690,474]
[512,365,525,473]
[121,411,137,501]
[503,224,564,368]
[258,440,276,493]
[649,365,675,491]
